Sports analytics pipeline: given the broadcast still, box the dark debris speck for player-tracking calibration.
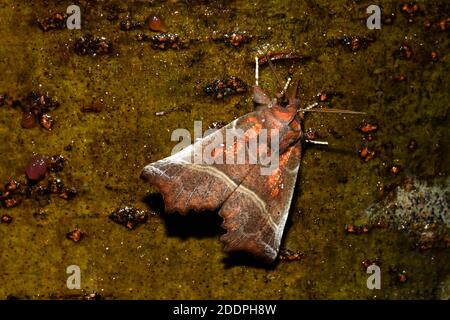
[49,155,65,173]
[328,36,376,52]
[120,19,142,31]
[83,292,102,300]
[59,187,78,200]
[345,224,370,234]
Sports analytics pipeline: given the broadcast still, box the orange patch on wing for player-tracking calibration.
[279,147,292,166]
[227,123,263,158]
[268,168,281,198]
[244,123,262,141]
[290,118,301,131]
[245,116,259,124]
[212,146,223,158]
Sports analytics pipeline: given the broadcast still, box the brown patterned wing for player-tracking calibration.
[219,142,302,263]
[140,110,266,215]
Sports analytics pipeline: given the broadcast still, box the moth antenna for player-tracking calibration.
[295,79,301,98]
[305,140,329,146]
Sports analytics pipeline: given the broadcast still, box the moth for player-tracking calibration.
[141,58,363,263]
